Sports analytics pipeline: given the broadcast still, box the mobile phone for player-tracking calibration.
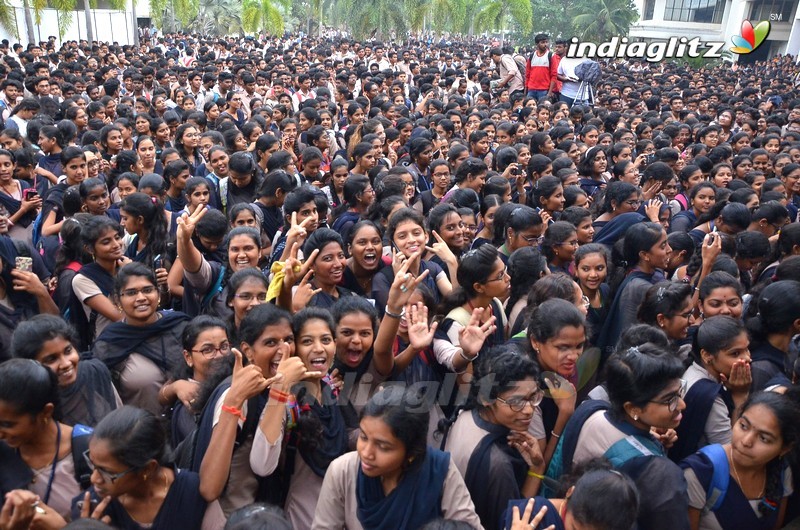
[15,256,32,271]
[153,254,163,270]
[645,154,656,165]
[511,165,521,176]
[23,189,38,201]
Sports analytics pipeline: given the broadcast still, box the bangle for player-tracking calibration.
[458,349,478,362]
[221,405,245,421]
[527,469,545,479]
[551,431,561,439]
[269,389,290,403]
[384,305,404,319]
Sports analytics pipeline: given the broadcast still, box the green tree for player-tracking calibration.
[472,0,532,37]
[242,0,289,36]
[571,0,638,42]
[336,0,409,40]
[192,0,242,35]
[528,0,579,41]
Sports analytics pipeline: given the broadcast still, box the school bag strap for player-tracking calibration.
[70,424,94,490]
[698,444,730,513]
[201,265,226,311]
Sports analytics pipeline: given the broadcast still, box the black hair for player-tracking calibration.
[636,281,693,326]
[119,192,168,263]
[569,469,639,530]
[92,406,167,468]
[81,216,122,254]
[605,342,684,418]
[0,358,60,417]
[735,230,769,260]
[239,304,293,347]
[530,175,563,210]
[506,247,547,318]
[698,270,743,302]
[331,295,380,334]
[527,297,585,347]
[361,387,431,473]
[692,316,747,364]
[11,314,80,360]
[182,315,228,351]
[739,391,800,515]
[303,228,344,259]
[541,221,576,263]
[601,181,639,214]
[440,245,500,314]
[112,262,157,300]
[615,324,670,353]
[622,222,664,268]
[746,280,800,343]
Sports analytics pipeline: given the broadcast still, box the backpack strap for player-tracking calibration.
[698,444,730,513]
[200,265,226,311]
[65,261,83,273]
[71,424,94,490]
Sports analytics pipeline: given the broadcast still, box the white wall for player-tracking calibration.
[0,0,136,46]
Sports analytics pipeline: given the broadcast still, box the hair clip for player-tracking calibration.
[627,346,642,356]
[760,498,778,511]
[151,196,158,204]
[656,286,667,301]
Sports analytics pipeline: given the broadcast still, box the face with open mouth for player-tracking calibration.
[36,335,80,388]
[227,234,261,272]
[335,312,375,369]
[313,242,347,288]
[243,321,295,378]
[296,318,335,375]
[350,224,383,272]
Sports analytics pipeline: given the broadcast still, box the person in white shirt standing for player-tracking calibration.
[490,47,524,97]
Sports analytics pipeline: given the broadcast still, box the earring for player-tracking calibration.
[633,414,639,421]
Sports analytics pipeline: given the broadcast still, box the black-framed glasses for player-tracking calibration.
[648,379,687,412]
[496,390,544,412]
[83,450,139,483]
[624,199,643,208]
[191,342,231,357]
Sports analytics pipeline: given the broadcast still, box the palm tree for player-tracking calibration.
[0,0,17,40]
[20,0,34,43]
[336,0,408,40]
[472,0,532,37]
[572,0,638,42]
[242,0,289,36]
[192,0,243,36]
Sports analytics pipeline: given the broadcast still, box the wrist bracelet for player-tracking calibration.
[458,349,478,362]
[384,305,404,319]
[527,469,545,479]
[221,405,245,421]
[269,389,290,403]
[551,431,561,439]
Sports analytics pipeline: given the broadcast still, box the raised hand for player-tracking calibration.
[645,198,663,222]
[509,498,555,530]
[459,308,496,358]
[79,491,112,524]
[176,202,207,241]
[387,250,430,310]
[426,230,457,266]
[227,348,271,406]
[720,359,752,394]
[282,241,319,287]
[284,211,315,248]
[292,270,323,313]
[407,302,438,351]
[508,430,545,470]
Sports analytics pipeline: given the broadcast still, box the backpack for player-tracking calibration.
[697,444,730,513]
[513,54,528,79]
[575,60,602,85]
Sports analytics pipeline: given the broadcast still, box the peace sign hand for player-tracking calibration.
[285,211,315,248]
[387,250,430,310]
[292,270,323,313]
[426,231,457,266]
[176,203,207,241]
[283,242,319,288]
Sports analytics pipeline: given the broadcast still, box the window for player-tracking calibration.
[750,0,795,22]
[663,0,725,23]
[643,0,655,20]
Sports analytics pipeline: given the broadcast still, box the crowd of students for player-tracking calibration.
[0,29,799,530]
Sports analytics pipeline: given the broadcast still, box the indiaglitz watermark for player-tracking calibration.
[566,36,726,63]
[565,19,771,63]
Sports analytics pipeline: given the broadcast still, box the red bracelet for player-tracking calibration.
[269,389,290,403]
[221,405,245,421]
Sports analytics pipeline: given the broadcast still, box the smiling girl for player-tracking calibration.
[11,315,120,427]
[250,308,345,529]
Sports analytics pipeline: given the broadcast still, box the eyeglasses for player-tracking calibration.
[83,450,139,483]
[496,390,544,412]
[648,379,687,412]
[485,268,509,282]
[624,199,643,208]
[521,234,544,245]
[233,292,268,302]
[119,286,157,297]
[191,342,231,357]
